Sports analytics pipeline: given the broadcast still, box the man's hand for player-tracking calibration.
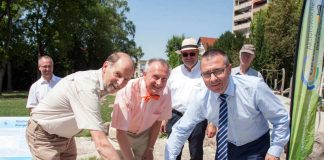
[265,153,280,160]
[160,120,167,133]
[206,123,217,138]
[90,130,120,160]
[142,147,154,160]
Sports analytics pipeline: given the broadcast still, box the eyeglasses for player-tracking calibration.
[201,66,227,79]
[181,52,196,57]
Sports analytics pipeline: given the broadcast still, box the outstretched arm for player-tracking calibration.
[143,121,163,160]
[116,129,135,160]
[90,130,120,160]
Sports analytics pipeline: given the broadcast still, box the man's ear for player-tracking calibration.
[228,64,232,73]
[102,61,112,73]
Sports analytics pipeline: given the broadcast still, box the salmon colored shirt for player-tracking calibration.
[111,77,172,134]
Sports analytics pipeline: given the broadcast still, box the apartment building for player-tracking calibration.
[233,0,268,37]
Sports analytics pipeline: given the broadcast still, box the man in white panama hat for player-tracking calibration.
[161,37,216,160]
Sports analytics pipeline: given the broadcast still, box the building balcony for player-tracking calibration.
[233,12,252,22]
[234,1,252,12]
[233,22,251,32]
[253,0,267,6]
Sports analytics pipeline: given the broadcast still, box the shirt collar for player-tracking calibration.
[238,65,251,75]
[40,75,54,84]
[181,61,200,73]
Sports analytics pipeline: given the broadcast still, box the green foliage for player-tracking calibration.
[0,0,142,91]
[250,8,269,71]
[249,0,303,87]
[263,0,302,81]
[212,31,245,67]
[165,35,184,68]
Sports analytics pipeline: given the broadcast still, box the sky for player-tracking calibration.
[126,0,234,60]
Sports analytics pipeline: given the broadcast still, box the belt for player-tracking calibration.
[172,109,183,116]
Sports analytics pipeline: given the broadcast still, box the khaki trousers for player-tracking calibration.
[126,129,150,160]
[26,119,77,160]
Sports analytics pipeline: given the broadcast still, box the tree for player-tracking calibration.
[213,31,245,67]
[0,0,141,91]
[165,35,184,68]
[250,8,270,71]
[264,0,303,79]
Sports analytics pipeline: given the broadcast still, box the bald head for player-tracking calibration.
[106,52,135,69]
[102,52,135,93]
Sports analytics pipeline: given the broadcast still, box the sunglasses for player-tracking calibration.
[181,52,196,57]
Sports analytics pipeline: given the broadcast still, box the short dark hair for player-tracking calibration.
[201,49,229,66]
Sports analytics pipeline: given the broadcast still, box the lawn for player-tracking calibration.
[0,91,29,116]
[0,91,115,137]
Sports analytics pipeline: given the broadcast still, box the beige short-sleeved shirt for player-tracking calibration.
[31,69,106,138]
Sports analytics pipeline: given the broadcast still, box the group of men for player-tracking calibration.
[26,38,289,160]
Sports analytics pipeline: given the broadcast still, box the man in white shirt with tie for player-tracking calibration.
[26,55,61,112]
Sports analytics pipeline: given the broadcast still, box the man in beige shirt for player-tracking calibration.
[26,52,134,160]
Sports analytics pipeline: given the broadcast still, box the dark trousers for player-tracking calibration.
[226,131,270,160]
[166,109,208,160]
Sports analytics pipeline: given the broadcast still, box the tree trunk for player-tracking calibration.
[1,0,12,94]
[6,61,12,91]
[0,61,7,95]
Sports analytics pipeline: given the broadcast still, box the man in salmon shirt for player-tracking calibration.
[111,58,172,160]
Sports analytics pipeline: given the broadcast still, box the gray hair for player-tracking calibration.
[201,49,230,66]
[144,58,170,73]
[38,55,53,66]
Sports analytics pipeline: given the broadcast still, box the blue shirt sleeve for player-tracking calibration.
[164,91,208,160]
[255,80,290,157]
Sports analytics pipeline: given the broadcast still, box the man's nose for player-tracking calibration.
[118,77,129,88]
[210,73,218,81]
[156,78,162,85]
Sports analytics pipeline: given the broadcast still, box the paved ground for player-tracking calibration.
[76,133,324,160]
[76,95,324,160]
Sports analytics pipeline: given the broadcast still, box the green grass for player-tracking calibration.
[0,91,115,137]
[0,91,29,116]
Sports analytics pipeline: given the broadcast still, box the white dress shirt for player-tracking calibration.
[26,75,61,109]
[167,61,205,113]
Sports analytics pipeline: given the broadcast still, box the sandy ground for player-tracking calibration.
[76,95,324,160]
[76,129,324,160]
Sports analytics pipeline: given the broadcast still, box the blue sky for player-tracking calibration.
[127,0,233,60]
